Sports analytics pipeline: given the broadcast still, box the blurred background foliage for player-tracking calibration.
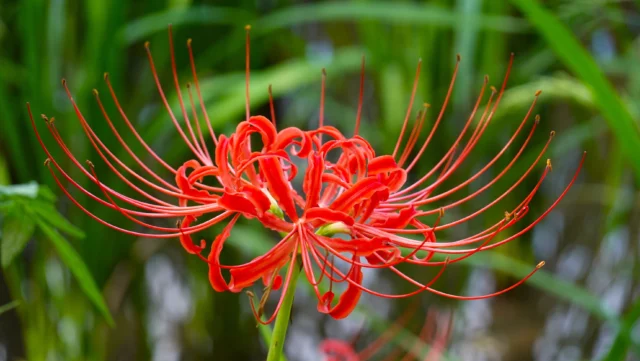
[1,0,640,360]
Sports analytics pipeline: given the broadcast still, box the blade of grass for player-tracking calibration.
[256,2,527,34]
[121,6,255,44]
[0,300,20,316]
[600,298,640,360]
[34,217,115,326]
[453,0,481,108]
[122,2,527,48]
[510,0,640,181]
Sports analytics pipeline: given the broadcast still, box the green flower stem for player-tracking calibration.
[265,258,302,361]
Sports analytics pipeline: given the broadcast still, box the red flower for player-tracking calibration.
[320,304,452,361]
[28,25,584,323]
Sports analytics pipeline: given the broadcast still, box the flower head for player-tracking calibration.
[29,25,584,323]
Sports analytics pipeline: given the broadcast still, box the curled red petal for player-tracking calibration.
[259,157,299,221]
[273,127,312,157]
[379,168,407,192]
[318,262,363,319]
[330,177,388,213]
[322,236,398,257]
[365,248,400,265]
[261,272,283,291]
[175,160,212,201]
[372,206,417,229]
[367,155,398,175]
[208,215,239,291]
[310,125,346,142]
[305,207,355,226]
[218,184,271,218]
[179,215,206,254]
[303,152,325,209]
[215,135,234,187]
[236,115,278,149]
[229,239,296,291]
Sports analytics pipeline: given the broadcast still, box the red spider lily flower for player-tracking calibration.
[28,25,585,324]
[320,305,452,361]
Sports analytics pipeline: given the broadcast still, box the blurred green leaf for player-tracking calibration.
[600,298,640,361]
[122,2,527,48]
[257,2,528,33]
[0,300,20,316]
[510,0,640,180]
[1,203,36,268]
[31,201,85,239]
[122,6,255,44]
[0,182,39,199]
[496,75,594,116]
[35,218,115,326]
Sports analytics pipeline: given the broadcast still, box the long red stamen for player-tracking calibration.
[186,38,218,146]
[144,41,206,163]
[168,25,208,163]
[245,25,251,122]
[354,56,365,136]
[392,59,422,158]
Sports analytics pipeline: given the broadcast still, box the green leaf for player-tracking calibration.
[0,300,20,316]
[510,0,640,180]
[600,298,640,361]
[1,203,36,268]
[35,218,115,326]
[0,182,39,199]
[121,2,527,47]
[31,201,85,239]
[121,6,255,44]
[256,2,527,34]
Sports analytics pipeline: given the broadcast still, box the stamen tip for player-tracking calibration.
[187,38,192,46]
[535,114,540,124]
[550,130,556,138]
[423,102,430,108]
[144,41,150,49]
[245,24,251,31]
[61,78,67,86]
[456,54,461,62]
[44,158,51,166]
[322,68,327,76]
[103,72,109,80]
[546,159,552,170]
[484,74,489,83]
[92,89,98,96]
[490,86,497,94]
[536,261,545,269]
[85,160,95,168]
[535,90,542,96]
